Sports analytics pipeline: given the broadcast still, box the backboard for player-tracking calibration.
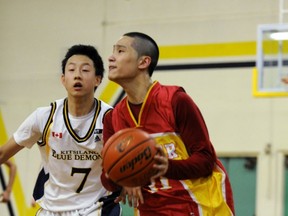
[253,23,288,97]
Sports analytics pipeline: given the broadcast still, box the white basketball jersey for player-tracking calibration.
[14,98,113,212]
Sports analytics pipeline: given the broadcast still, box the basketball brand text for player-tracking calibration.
[119,146,152,173]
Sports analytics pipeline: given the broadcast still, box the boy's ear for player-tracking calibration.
[94,75,102,87]
[138,56,151,69]
[61,73,65,84]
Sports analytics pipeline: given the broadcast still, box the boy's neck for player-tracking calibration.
[124,74,153,104]
[66,96,95,117]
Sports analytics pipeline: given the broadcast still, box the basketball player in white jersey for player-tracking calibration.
[0,45,121,216]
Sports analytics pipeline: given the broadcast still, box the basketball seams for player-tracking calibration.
[102,128,158,187]
[116,152,156,186]
[102,129,135,165]
[106,137,154,175]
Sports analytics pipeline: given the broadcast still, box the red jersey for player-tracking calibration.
[102,81,234,216]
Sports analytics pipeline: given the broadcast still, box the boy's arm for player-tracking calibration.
[0,137,24,164]
[101,110,121,192]
[1,159,17,202]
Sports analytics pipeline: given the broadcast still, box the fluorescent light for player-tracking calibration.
[270,32,288,40]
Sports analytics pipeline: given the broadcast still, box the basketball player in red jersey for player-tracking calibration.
[101,32,235,216]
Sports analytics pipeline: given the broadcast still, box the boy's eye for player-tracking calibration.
[116,48,124,54]
[82,66,91,72]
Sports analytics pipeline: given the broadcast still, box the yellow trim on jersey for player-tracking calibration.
[152,132,233,215]
[139,81,158,127]
[37,102,56,147]
[154,132,189,160]
[63,98,100,142]
[126,99,137,126]
[181,167,233,215]
[126,81,158,127]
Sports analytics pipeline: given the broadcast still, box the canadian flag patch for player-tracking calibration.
[52,132,63,138]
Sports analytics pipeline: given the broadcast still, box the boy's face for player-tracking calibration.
[61,54,101,97]
[108,36,140,83]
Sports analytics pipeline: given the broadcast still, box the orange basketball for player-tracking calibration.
[102,128,158,187]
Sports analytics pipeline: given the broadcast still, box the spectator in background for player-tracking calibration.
[282,77,288,84]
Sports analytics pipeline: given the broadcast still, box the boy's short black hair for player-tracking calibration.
[61,45,104,78]
[123,32,159,77]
